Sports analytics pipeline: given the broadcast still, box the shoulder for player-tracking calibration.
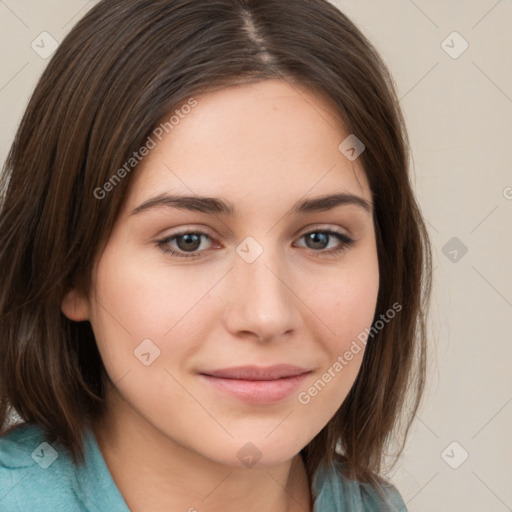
[312,459,408,512]
[0,422,83,511]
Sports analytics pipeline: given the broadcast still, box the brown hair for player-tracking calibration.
[0,0,431,499]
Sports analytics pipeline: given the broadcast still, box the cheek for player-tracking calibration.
[88,244,221,377]
[92,244,202,333]
[293,243,379,412]
[302,248,379,386]
[309,249,380,352]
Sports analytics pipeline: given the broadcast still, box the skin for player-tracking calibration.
[62,78,380,512]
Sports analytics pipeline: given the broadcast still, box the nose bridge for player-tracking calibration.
[224,238,297,341]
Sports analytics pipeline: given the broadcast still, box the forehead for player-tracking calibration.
[121,79,371,217]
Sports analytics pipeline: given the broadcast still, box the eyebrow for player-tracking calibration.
[130,192,372,217]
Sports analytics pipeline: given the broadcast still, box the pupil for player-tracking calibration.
[308,232,328,249]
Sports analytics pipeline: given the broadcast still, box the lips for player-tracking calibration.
[198,365,312,403]
[200,364,311,380]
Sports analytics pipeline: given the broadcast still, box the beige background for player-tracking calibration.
[1,1,511,510]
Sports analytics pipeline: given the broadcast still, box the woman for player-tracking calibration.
[0,0,431,510]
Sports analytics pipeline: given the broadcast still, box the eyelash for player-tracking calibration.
[156,228,355,259]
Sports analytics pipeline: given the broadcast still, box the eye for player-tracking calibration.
[294,229,355,256]
[156,230,213,259]
[156,227,355,259]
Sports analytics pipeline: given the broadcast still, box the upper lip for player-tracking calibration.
[200,364,311,381]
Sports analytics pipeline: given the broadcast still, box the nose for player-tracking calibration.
[222,244,300,343]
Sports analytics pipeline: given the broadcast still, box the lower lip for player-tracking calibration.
[199,373,310,404]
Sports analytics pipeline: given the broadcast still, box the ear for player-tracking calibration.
[61,287,90,322]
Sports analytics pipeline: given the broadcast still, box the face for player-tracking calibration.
[62,78,379,468]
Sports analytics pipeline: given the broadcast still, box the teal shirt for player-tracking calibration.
[0,423,407,511]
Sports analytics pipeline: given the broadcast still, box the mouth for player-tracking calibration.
[198,365,312,404]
